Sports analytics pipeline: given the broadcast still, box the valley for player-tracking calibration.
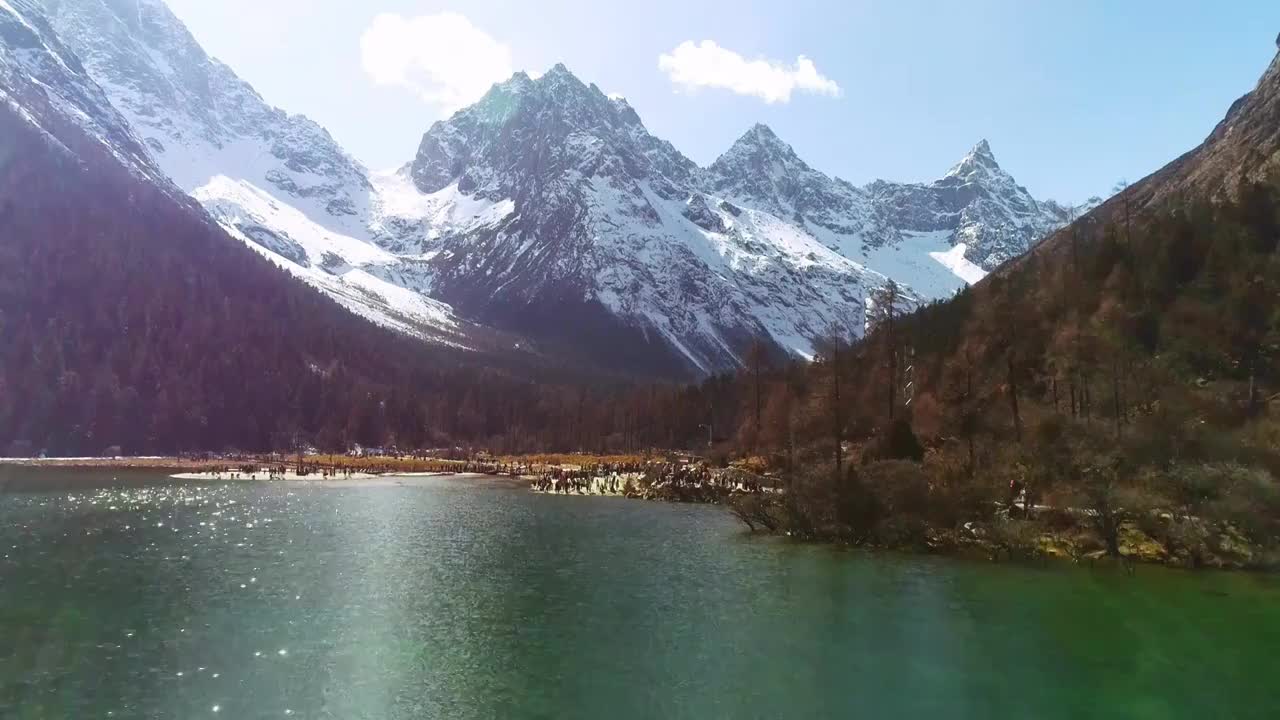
[31,0,1094,375]
[0,0,1276,570]
[2,3,1280,716]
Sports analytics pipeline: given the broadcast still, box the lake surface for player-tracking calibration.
[1,468,1278,719]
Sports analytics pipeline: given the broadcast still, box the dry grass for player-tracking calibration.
[490,453,663,469]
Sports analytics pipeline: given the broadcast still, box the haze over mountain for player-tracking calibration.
[16,0,1093,377]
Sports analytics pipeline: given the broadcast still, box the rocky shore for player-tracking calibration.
[926,515,1270,571]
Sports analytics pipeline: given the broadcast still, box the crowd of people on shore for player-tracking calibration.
[197,464,360,480]
[185,456,773,507]
[530,462,768,499]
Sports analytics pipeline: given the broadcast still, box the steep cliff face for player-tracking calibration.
[33,0,480,347]
[39,0,371,221]
[1,0,164,186]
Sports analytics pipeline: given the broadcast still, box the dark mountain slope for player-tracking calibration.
[853,45,1279,544]
[932,45,1280,424]
[1018,50,1280,271]
[686,45,1280,563]
[1142,52,1280,207]
[0,99,409,453]
[0,66,634,456]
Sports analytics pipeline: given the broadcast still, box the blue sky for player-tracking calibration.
[165,0,1280,204]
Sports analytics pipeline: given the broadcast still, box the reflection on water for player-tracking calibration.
[1,469,1278,719]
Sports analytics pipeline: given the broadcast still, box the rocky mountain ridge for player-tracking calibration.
[15,0,1094,376]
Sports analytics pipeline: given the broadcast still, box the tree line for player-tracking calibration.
[4,89,1280,568]
[718,178,1280,567]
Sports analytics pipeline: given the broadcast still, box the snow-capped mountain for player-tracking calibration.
[16,0,1088,376]
[403,73,1084,371]
[39,0,368,217]
[34,0,482,348]
[706,126,1088,273]
[869,140,1087,270]
[699,123,994,295]
[704,123,890,242]
[406,67,901,374]
[0,0,164,186]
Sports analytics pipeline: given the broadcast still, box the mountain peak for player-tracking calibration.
[724,123,802,163]
[484,71,534,100]
[530,62,597,101]
[704,122,862,230]
[541,63,579,83]
[945,139,1004,180]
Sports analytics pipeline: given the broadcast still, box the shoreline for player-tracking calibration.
[0,455,523,475]
[2,456,219,472]
[0,456,535,491]
[169,468,403,481]
[9,456,1272,573]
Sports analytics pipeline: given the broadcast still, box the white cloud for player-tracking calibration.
[658,40,840,104]
[360,12,514,113]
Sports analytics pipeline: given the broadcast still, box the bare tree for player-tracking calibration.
[868,281,910,421]
[987,273,1025,443]
[815,323,850,476]
[746,339,770,450]
[944,344,985,473]
[1113,179,1132,244]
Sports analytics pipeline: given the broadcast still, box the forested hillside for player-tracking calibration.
[0,100,718,457]
[702,51,1280,568]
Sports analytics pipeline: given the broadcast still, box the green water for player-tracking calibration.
[0,469,1277,719]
